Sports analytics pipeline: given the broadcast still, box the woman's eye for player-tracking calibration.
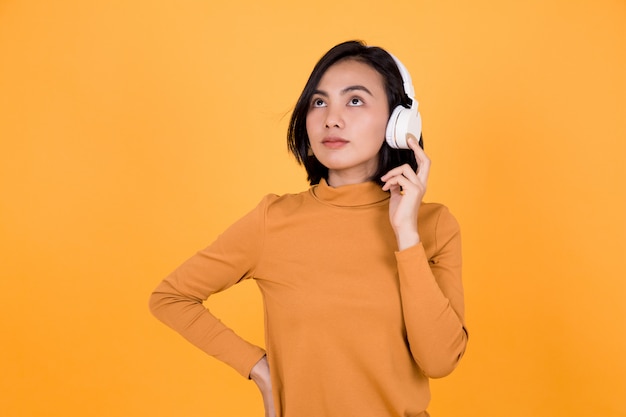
[349,97,363,106]
[312,98,326,107]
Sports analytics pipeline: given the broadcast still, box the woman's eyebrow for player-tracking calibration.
[341,85,373,96]
[312,85,374,97]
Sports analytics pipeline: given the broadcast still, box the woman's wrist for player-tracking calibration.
[250,355,270,385]
[395,229,420,251]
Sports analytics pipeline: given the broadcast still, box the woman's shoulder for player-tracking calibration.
[419,201,454,218]
[255,188,312,215]
[418,202,460,236]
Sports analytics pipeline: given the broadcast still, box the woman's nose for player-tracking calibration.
[324,106,344,128]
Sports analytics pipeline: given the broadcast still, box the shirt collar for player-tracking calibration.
[310,178,390,208]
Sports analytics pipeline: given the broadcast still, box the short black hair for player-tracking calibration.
[287,40,422,186]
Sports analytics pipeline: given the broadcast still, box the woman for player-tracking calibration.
[150,40,467,417]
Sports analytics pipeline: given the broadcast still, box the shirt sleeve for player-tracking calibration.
[394,205,468,378]
[148,196,274,378]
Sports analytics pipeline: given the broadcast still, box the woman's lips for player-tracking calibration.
[322,137,349,149]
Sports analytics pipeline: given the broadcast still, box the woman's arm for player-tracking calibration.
[149,197,272,377]
[381,138,467,378]
[395,209,467,378]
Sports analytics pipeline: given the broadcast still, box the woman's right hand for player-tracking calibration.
[250,355,276,417]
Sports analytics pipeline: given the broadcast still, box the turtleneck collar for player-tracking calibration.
[310,178,390,208]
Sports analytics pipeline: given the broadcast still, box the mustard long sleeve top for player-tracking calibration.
[150,179,467,417]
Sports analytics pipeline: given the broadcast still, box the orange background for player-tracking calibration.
[1,1,624,416]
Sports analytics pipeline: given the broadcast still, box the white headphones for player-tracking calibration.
[385,53,422,149]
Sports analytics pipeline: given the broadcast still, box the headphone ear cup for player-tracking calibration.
[385,106,405,149]
[385,106,422,149]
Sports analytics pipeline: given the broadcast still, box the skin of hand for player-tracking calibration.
[249,355,276,417]
[380,137,431,251]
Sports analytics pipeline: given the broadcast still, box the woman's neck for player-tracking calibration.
[327,167,376,187]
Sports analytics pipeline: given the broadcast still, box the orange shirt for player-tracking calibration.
[150,179,467,417]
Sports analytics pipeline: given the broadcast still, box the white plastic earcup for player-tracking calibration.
[385,104,422,149]
[383,52,422,149]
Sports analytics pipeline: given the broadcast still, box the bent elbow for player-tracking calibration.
[420,355,461,379]
[417,328,468,379]
[148,285,177,323]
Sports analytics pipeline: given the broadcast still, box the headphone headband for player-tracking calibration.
[387,53,415,100]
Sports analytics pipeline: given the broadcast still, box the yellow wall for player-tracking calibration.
[1,1,624,416]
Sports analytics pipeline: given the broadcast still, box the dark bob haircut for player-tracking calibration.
[287,40,423,186]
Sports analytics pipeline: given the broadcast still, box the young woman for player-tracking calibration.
[150,40,467,417]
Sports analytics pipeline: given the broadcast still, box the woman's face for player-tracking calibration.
[306,59,389,187]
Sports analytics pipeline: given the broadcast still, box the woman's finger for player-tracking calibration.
[382,173,425,195]
[407,138,430,184]
[381,164,418,184]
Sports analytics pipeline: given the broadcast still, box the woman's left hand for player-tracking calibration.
[381,137,431,251]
